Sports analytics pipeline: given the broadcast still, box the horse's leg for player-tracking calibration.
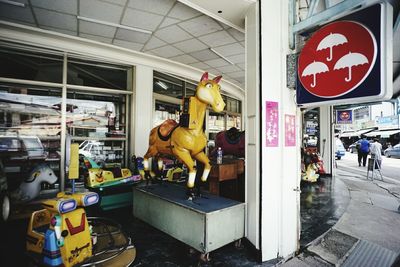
[193,151,211,182]
[143,146,158,183]
[173,148,196,189]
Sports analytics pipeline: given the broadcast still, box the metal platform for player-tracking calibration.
[132,183,245,254]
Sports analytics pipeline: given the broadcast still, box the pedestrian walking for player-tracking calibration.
[357,135,370,167]
[370,138,382,169]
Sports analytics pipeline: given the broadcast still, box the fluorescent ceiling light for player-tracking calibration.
[77,16,152,35]
[156,81,168,90]
[0,0,25,7]
[210,48,234,65]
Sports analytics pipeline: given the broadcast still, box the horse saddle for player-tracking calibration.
[158,119,179,141]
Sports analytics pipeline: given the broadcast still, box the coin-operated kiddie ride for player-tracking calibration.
[134,73,245,262]
[143,72,225,199]
[26,144,136,266]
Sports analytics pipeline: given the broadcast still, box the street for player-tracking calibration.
[336,152,400,183]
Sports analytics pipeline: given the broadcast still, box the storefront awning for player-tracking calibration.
[340,131,356,137]
[340,128,376,138]
[365,129,400,137]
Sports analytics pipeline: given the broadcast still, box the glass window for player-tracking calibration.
[154,101,181,127]
[0,83,62,189]
[0,47,63,83]
[67,90,128,167]
[153,71,184,99]
[68,59,129,90]
[185,82,196,97]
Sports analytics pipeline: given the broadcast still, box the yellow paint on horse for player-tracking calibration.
[144,72,225,188]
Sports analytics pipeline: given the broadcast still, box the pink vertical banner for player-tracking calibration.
[265,101,279,147]
[285,114,296,147]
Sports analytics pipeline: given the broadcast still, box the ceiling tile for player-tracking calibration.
[159,17,180,28]
[148,45,184,58]
[189,62,210,70]
[216,65,241,73]
[227,28,245,41]
[115,28,151,44]
[80,32,113,43]
[31,0,77,15]
[79,21,116,38]
[0,4,35,24]
[225,71,243,79]
[173,38,208,53]
[80,0,123,23]
[41,26,77,36]
[154,25,192,43]
[34,8,77,31]
[122,8,164,31]
[169,54,198,64]
[143,36,167,51]
[207,68,221,76]
[168,2,200,20]
[128,0,175,16]
[189,49,219,61]
[99,0,127,6]
[212,43,243,57]
[226,53,245,64]
[199,30,236,48]
[203,58,230,68]
[113,39,144,51]
[178,15,222,37]
[236,63,245,70]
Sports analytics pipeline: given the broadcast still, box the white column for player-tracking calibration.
[319,106,333,174]
[245,2,260,250]
[260,0,299,261]
[133,65,153,157]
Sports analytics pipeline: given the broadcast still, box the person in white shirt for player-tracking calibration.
[370,138,382,168]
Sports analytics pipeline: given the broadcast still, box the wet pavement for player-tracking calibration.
[0,176,350,267]
[300,175,350,247]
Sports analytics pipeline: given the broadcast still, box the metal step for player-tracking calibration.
[341,240,398,267]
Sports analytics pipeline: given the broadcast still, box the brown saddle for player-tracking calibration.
[158,119,179,141]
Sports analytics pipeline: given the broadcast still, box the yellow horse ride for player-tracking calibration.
[144,72,225,197]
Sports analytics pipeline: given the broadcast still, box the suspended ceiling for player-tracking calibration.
[0,0,253,89]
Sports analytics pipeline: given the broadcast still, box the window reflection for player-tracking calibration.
[0,84,62,189]
[67,91,127,167]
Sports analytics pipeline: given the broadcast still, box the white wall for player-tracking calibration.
[260,0,299,261]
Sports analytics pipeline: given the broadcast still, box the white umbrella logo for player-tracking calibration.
[301,61,329,88]
[334,52,369,82]
[317,33,348,61]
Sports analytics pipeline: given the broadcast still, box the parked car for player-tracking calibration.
[335,138,346,160]
[0,135,47,174]
[384,143,400,158]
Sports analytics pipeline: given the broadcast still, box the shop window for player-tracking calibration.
[68,59,128,90]
[0,47,63,83]
[154,101,181,127]
[153,71,184,99]
[0,83,62,190]
[185,82,196,96]
[67,90,128,168]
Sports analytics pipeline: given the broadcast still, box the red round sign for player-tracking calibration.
[339,111,350,120]
[298,21,377,98]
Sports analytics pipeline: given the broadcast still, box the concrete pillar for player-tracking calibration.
[133,65,153,157]
[319,106,333,175]
[260,0,299,261]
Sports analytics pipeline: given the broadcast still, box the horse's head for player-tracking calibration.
[196,72,225,112]
[26,164,58,185]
